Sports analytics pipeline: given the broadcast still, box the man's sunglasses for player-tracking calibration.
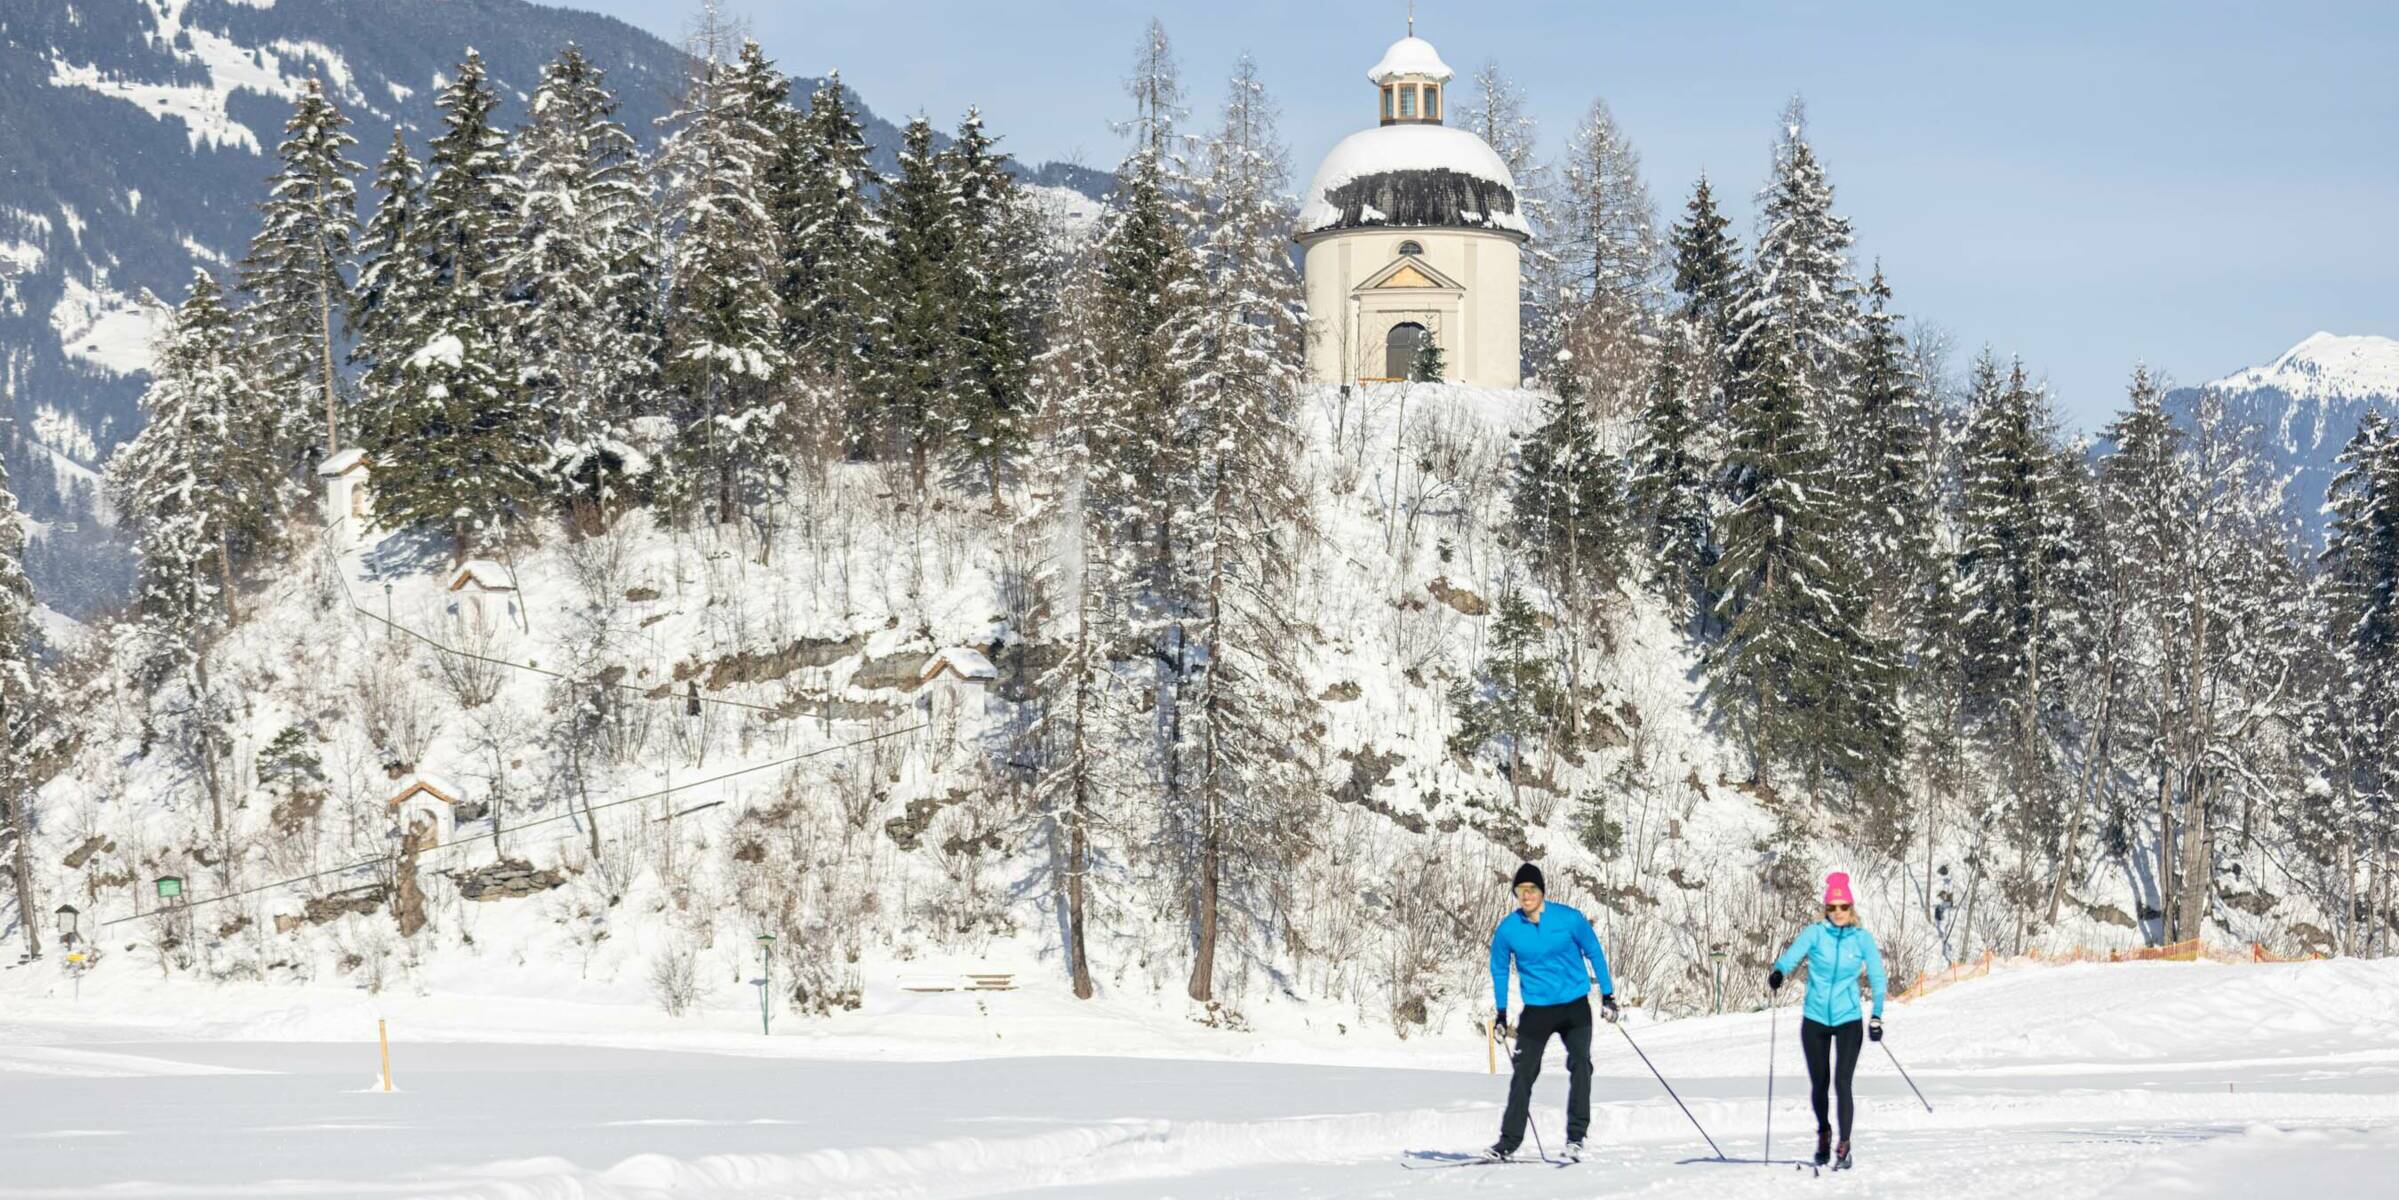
[1825,903,1853,912]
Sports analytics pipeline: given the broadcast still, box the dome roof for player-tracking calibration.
[1368,35,1453,84]
[1296,123,1527,240]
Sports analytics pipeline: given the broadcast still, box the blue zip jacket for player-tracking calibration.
[1490,902,1613,1009]
[1773,921,1887,1026]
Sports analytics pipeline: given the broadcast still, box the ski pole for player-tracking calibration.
[1614,1021,1725,1160]
[1764,987,1780,1166]
[1881,1040,1933,1112]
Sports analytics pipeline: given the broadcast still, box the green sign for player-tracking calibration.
[155,877,183,899]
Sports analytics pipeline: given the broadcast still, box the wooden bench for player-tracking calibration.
[899,970,1018,993]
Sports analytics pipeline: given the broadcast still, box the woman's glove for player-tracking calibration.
[1868,1017,1884,1042]
[1767,969,1785,992]
[1600,994,1620,1023]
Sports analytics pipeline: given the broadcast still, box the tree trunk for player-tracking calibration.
[2153,762,2175,944]
[1187,827,1219,1003]
[2046,648,2118,925]
[1067,804,1092,1000]
[319,277,339,456]
[217,532,240,625]
[2174,768,2212,942]
[192,653,226,843]
[2,692,39,960]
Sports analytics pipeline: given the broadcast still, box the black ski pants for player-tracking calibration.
[1800,1017,1864,1141]
[1497,996,1593,1151]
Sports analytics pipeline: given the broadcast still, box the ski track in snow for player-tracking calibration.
[0,959,2394,1197]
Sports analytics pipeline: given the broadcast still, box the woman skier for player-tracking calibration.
[1767,870,1887,1170]
[1484,862,1616,1163]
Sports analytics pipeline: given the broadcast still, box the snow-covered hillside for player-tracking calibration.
[2208,331,2399,405]
[3,949,2392,1197]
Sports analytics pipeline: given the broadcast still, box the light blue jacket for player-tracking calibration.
[1491,902,1614,1009]
[1773,921,1887,1026]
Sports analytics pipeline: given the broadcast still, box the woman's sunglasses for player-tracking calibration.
[1825,903,1853,913]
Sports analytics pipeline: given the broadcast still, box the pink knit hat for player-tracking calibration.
[1823,871,1855,905]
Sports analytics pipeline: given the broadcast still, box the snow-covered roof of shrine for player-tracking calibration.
[923,646,998,682]
[448,559,516,592]
[1367,35,1453,84]
[316,447,367,477]
[1296,123,1527,238]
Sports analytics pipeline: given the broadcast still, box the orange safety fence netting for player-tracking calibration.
[1896,939,2324,1003]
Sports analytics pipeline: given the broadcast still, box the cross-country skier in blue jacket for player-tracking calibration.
[1768,870,1888,1170]
[1483,862,1615,1163]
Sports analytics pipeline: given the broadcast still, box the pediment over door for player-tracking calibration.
[1355,254,1464,293]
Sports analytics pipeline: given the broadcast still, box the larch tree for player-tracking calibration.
[237,78,360,469]
[1170,54,1316,1005]
[1549,96,1657,415]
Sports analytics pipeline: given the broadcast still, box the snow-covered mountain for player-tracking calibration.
[2173,332,2399,541]
[0,0,1107,616]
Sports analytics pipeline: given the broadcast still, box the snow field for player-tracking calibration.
[2,955,2395,1197]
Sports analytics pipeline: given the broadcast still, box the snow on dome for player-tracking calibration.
[1297,123,1526,237]
[1367,35,1453,84]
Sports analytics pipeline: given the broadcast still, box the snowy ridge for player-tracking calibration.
[2207,332,2399,405]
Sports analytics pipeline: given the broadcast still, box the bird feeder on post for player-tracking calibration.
[56,905,88,997]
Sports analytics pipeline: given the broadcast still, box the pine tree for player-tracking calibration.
[2317,410,2399,952]
[370,51,541,550]
[1848,265,1936,633]
[775,73,878,411]
[1667,173,1743,362]
[507,44,661,510]
[237,78,360,468]
[1627,319,1712,616]
[658,40,790,521]
[869,115,963,492]
[1449,589,1566,784]
[1708,99,1894,801]
[351,130,432,434]
[1169,53,1314,1004]
[1514,374,1626,603]
[946,107,1039,494]
[109,271,288,628]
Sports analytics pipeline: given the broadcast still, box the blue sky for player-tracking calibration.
[563,0,2399,430]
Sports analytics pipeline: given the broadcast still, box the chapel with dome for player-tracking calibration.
[1296,25,1527,389]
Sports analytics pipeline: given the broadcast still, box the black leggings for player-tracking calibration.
[1799,1017,1863,1141]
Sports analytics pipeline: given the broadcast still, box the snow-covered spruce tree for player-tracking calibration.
[106,271,283,844]
[1667,173,1745,380]
[773,72,879,449]
[109,271,289,628]
[1449,588,1567,799]
[1626,318,1712,622]
[1168,54,1316,1005]
[867,115,963,493]
[369,51,540,553]
[1707,99,1897,803]
[237,78,361,469]
[657,40,790,523]
[1514,369,1629,619]
[945,107,1041,495]
[350,130,432,441]
[506,44,662,513]
[1461,60,1558,364]
[0,455,40,959]
[2316,412,2399,952]
[1847,265,1937,637]
[1953,358,2082,757]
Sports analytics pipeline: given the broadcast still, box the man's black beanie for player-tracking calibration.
[1512,862,1544,893]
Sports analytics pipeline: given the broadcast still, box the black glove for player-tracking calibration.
[1600,994,1620,1023]
[1767,969,1785,992]
[1492,1009,1510,1039]
[1868,1017,1883,1043]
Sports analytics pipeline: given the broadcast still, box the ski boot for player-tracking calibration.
[1834,1140,1853,1171]
[1561,1140,1585,1163]
[1814,1127,1832,1167]
[1479,1143,1514,1163]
